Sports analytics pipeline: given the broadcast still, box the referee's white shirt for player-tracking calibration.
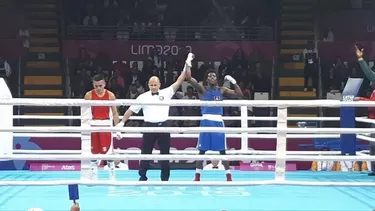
[129,86,175,123]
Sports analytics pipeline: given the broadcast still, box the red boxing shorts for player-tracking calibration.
[91,131,112,154]
[90,120,113,154]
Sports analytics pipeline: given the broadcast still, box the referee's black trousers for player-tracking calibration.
[139,122,171,181]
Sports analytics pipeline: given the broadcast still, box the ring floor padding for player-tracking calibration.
[1,170,375,211]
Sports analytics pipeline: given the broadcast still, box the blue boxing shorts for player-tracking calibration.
[197,119,226,151]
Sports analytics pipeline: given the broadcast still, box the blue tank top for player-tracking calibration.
[201,87,223,115]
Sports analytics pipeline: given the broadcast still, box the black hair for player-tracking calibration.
[92,74,105,82]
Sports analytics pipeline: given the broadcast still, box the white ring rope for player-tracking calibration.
[1,154,374,161]
[356,117,375,124]
[5,98,375,188]
[13,149,343,155]
[13,115,341,121]
[0,180,375,187]
[357,134,375,143]
[12,133,340,139]
[5,98,375,107]
[5,126,375,135]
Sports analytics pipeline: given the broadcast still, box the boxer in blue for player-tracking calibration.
[186,67,243,181]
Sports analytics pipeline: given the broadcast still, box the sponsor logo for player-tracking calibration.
[61,165,75,171]
[130,44,192,56]
[342,95,354,102]
[41,164,55,171]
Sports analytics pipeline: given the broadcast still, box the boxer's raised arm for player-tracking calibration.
[356,45,375,83]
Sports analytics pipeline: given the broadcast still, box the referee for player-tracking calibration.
[116,53,194,181]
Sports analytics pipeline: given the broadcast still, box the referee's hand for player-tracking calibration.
[115,122,124,140]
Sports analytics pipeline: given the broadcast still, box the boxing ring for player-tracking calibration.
[2,96,375,210]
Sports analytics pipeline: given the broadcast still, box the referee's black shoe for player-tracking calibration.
[368,172,375,176]
[139,176,148,181]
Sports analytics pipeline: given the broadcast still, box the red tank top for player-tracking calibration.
[91,89,110,120]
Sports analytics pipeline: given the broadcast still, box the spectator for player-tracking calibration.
[83,5,99,26]
[135,80,145,93]
[128,62,142,85]
[0,57,11,86]
[251,62,270,92]
[303,48,318,92]
[76,47,93,70]
[182,86,199,127]
[162,66,177,87]
[323,28,334,41]
[116,11,130,40]
[232,49,247,70]
[203,160,225,170]
[126,84,141,99]
[18,22,29,49]
[101,0,119,26]
[107,70,125,97]
[218,58,230,80]
[324,65,341,93]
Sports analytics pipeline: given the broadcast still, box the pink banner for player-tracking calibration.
[29,162,81,171]
[318,41,375,61]
[237,162,297,171]
[320,11,375,41]
[62,40,278,60]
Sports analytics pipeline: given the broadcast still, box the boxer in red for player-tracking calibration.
[84,74,119,180]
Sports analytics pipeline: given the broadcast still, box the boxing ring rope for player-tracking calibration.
[12,133,340,139]
[4,98,375,107]
[3,154,374,161]
[13,115,341,121]
[5,126,375,134]
[13,149,342,155]
[4,98,375,187]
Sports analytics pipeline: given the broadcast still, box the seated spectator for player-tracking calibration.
[204,160,225,170]
[182,86,199,127]
[126,84,140,99]
[103,149,129,170]
[135,80,145,93]
[83,5,98,26]
[93,66,109,81]
[107,69,125,96]
[128,62,142,85]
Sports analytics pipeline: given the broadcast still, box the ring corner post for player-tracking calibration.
[340,78,363,156]
[240,105,248,151]
[340,105,356,156]
[80,106,91,180]
[0,78,13,164]
[275,106,287,181]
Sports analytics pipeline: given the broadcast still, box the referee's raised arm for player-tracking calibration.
[170,53,194,92]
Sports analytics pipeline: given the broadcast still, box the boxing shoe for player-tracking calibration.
[108,161,116,181]
[89,161,98,180]
[226,173,232,181]
[194,173,201,181]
